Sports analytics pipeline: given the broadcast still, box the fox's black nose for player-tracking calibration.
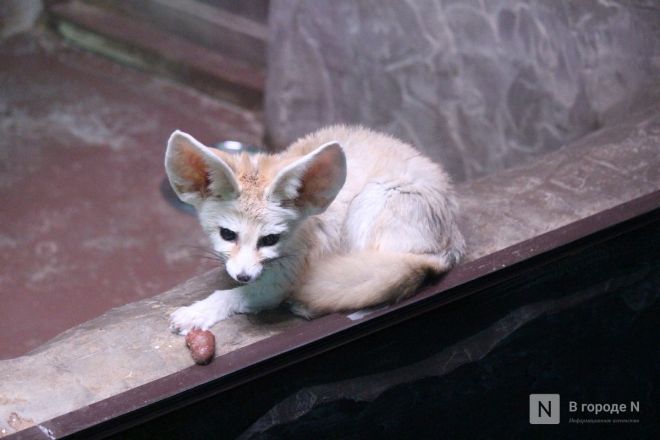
[236,273,252,283]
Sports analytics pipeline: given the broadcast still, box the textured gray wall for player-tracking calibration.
[265,0,660,181]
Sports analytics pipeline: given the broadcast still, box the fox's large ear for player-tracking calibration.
[165,130,240,205]
[266,141,347,216]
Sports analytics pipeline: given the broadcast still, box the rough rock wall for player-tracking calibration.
[265,0,660,181]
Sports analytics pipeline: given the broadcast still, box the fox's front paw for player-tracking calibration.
[169,302,218,336]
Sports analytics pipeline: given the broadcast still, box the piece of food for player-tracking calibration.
[185,328,216,365]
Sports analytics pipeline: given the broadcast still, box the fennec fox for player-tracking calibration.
[165,125,464,335]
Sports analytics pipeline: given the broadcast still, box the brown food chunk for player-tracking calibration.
[185,328,216,365]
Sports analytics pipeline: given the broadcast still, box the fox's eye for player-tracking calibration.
[219,227,237,241]
[258,234,280,247]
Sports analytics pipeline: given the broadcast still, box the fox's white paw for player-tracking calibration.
[169,290,240,335]
[169,302,218,336]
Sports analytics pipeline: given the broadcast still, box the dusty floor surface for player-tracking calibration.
[0,30,263,359]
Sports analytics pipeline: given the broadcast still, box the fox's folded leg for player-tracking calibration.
[169,288,245,335]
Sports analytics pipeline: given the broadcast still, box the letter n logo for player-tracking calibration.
[529,394,560,424]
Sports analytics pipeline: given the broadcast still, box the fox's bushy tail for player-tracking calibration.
[290,251,455,318]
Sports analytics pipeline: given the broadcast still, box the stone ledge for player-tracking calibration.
[1,96,659,437]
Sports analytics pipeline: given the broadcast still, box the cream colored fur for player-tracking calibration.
[165,125,464,334]
[290,251,447,318]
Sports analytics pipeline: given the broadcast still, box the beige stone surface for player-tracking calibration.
[0,269,305,438]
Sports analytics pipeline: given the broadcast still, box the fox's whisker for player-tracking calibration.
[264,254,293,264]
[182,246,228,263]
[195,255,225,263]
